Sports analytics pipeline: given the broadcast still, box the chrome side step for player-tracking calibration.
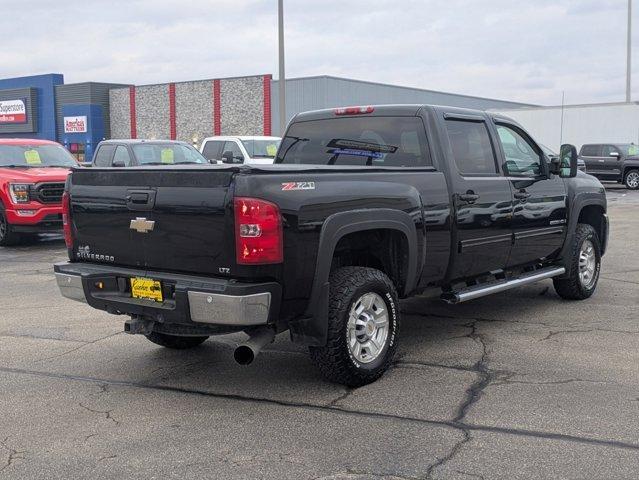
[440,266,565,304]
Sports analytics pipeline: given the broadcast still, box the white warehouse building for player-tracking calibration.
[491,102,639,152]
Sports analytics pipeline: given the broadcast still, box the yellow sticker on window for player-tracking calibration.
[629,145,639,156]
[24,149,42,165]
[160,148,174,164]
[266,144,278,157]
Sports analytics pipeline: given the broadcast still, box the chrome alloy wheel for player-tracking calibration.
[626,171,639,188]
[347,292,390,364]
[578,239,597,288]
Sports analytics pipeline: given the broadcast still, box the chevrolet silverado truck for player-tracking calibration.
[54,105,608,387]
[0,139,76,246]
[578,143,639,189]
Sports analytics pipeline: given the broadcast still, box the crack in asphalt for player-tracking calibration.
[78,402,120,426]
[0,437,25,474]
[34,331,122,363]
[0,333,87,343]
[540,328,639,341]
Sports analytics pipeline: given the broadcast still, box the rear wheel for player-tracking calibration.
[553,223,601,300]
[145,331,209,349]
[0,211,20,247]
[309,267,400,387]
[624,169,639,189]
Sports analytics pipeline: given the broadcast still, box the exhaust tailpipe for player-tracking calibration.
[234,328,275,365]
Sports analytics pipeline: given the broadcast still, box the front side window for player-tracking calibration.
[496,124,542,176]
[0,144,77,168]
[276,116,432,167]
[201,140,224,160]
[223,141,244,162]
[445,119,497,175]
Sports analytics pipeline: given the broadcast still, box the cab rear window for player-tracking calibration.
[275,117,432,167]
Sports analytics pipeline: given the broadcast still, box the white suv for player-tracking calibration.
[200,136,281,165]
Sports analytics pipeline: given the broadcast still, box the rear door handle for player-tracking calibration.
[125,189,156,211]
[514,190,531,200]
[459,192,480,204]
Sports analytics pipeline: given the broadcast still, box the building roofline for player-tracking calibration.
[490,100,639,111]
[273,74,536,107]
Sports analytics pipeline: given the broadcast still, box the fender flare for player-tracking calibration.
[289,208,420,346]
[558,195,608,272]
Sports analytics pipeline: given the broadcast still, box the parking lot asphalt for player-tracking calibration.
[1,185,638,480]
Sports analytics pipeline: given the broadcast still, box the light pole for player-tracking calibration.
[627,0,632,102]
[278,0,286,134]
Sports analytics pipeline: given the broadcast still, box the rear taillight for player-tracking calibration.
[234,197,283,265]
[62,191,73,249]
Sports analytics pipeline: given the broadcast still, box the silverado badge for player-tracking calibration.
[130,217,155,233]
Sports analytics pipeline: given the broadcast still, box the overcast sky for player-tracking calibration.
[2,0,636,105]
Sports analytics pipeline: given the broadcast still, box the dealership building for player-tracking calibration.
[0,73,532,161]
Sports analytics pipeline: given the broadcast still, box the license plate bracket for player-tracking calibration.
[130,277,163,302]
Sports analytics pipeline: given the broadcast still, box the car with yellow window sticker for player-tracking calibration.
[200,136,281,165]
[90,139,210,167]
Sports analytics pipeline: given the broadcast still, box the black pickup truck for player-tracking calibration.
[55,105,608,386]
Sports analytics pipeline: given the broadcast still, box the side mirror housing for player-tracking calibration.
[555,144,578,178]
[112,160,126,168]
[609,151,620,158]
[222,151,235,163]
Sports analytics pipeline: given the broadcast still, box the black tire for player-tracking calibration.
[624,169,639,189]
[145,331,209,349]
[553,223,601,300]
[309,267,400,387]
[0,210,21,247]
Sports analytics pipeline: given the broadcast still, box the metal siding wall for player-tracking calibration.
[491,104,639,152]
[270,76,533,135]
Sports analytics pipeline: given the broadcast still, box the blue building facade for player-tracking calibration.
[0,73,63,140]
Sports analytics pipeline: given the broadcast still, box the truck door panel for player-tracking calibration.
[493,123,567,267]
[441,113,513,280]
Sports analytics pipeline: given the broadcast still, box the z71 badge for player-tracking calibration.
[281,181,315,191]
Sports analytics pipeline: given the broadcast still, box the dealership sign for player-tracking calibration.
[64,116,88,133]
[0,99,27,124]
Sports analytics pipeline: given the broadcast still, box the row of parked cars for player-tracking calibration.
[0,136,281,245]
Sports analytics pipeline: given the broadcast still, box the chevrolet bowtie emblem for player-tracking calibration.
[130,217,155,233]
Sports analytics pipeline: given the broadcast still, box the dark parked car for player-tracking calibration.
[579,143,639,189]
[91,140,209,167]
[55,105,608,387]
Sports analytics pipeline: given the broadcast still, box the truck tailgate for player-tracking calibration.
[69,168,235,275]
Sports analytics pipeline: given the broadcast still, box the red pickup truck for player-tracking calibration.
[0,139,76,246]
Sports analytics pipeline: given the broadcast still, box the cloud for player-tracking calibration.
[0,0,635,104]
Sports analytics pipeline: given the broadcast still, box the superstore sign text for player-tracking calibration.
[0,99,27,124]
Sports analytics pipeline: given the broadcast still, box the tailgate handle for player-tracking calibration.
[126,190,156,211]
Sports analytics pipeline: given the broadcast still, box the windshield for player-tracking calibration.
[0,144,77,168]
[240,139,281,159]
[131,144,208,165]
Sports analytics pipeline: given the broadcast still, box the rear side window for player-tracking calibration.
[201,140,224,160]
[445,120,498,175]
[275,116,432,167]
[580,145,602,156]
[93,144,116,167]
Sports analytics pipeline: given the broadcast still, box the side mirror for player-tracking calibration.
[112,160,126,168]
[222,151,235,163]
[557,144,578,178]
[609,151,620,158]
